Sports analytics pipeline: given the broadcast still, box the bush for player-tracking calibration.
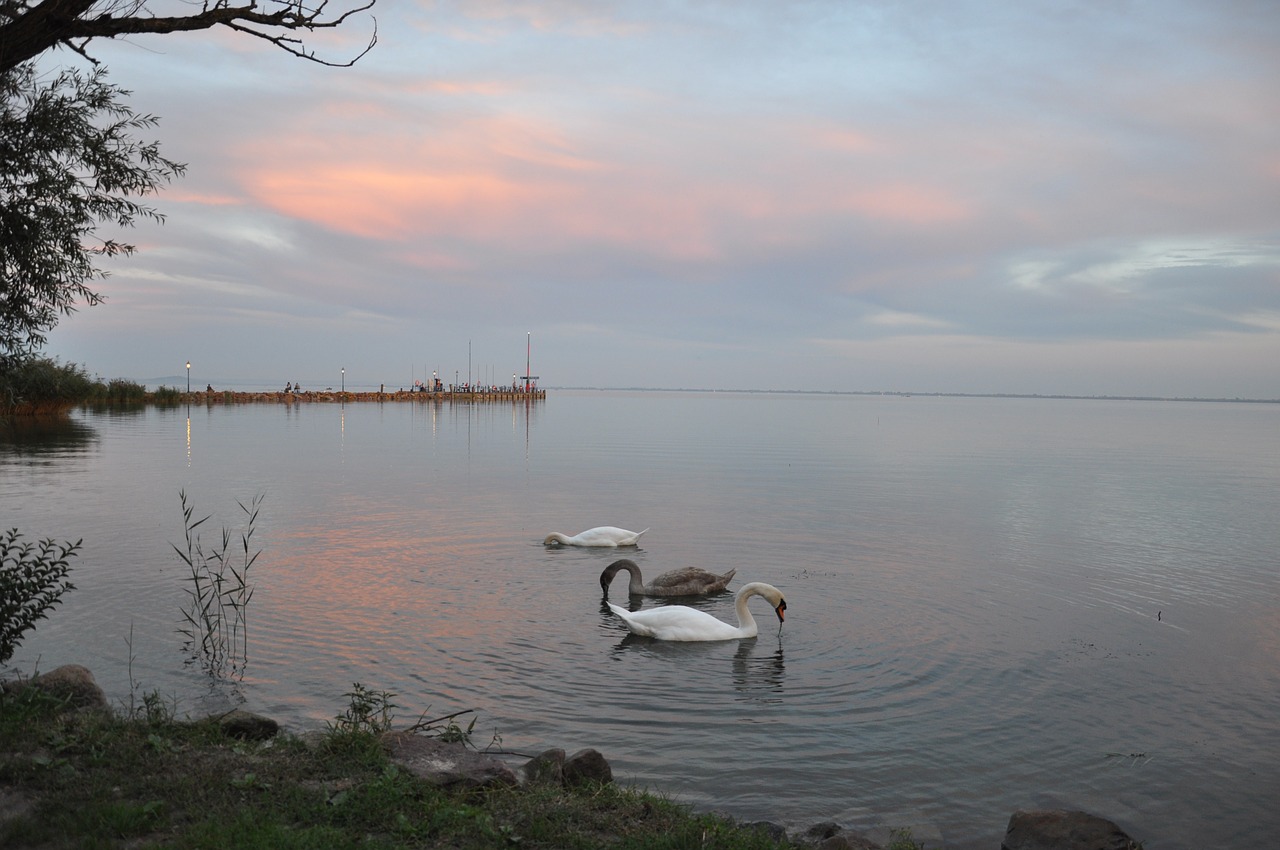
[0,357,101,414]
[151,385,183,405]
[0,528,79,665]
[105,378,148,404]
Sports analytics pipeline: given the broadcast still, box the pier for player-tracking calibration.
[181,388,546,405]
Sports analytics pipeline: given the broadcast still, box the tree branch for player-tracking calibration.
[0,1,378,73]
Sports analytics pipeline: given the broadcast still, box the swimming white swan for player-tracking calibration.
[607,581,787,641]
[600,558,736,597]
[543,526,648,547]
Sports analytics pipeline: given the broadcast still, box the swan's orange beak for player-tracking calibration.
[775,599,787,623]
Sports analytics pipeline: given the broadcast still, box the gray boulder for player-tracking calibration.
[382,731,517,790]
[816,834,881,850]
[216,709,279,741]
[563,747,612,786]
[802,821,844,842]
[2,664,108,712]
[1002,809,1140,850]
[798,822,881,850]
[523,748,566,785]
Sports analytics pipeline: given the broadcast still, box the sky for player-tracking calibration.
[35,0,1280,398]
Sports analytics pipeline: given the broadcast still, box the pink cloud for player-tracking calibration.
[247,166,549,240]
[163,189,245,207]
[842,184,972,225]
[225,91,985,268]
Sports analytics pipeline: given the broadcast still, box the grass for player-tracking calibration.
[0,685,820,850]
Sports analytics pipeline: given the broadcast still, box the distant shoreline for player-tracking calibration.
[148,385,1278,405]
[548,386,1280,404]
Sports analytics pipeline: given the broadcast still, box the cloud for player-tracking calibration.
[32,0,1280,398]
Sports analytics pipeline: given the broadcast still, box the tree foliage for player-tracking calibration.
[0,62,185,366]
[0,528,79,665]
[0,1,378,74]
[0,2,376,369]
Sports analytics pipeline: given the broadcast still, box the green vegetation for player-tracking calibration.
[0,683,805,850]
[3,8,371,376]
[151,385,185,405]
[0,529,79,666]
[0,356,186,416]
[0,358,102,415]
[0,63,185,367]
[887,828,928,850]
[104,378,148,405]
[174,492,262,681]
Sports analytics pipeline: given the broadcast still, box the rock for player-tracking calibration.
[1002,809,1140,850]
[296,729,329,750]
[563,747,612,786]
[741,820,790,842]
[816,833,881,850]
[523,748,566,785]
[2,664,108,712]
[382,731,517,790]
[805,821,844,841]
[216,709,279,741]
[793,821,881,849]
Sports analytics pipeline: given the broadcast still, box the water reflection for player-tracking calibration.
[732,639,786,703]
[0,414,98,460]
[6,395,1277,850]
[604,625,788,703]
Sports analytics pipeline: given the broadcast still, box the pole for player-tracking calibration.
[186,361,190,394]
[526,332,531,393]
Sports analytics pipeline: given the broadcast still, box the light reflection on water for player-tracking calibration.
[3,392,1279,849]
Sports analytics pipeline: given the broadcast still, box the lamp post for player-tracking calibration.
[341,367,345,393]
[186,361,190,394]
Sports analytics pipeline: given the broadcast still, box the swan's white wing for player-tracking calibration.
[575,526,646,547]
[608,603,742,641]
[577,527,623,546]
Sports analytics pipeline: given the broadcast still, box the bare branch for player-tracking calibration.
[0,1,378,73]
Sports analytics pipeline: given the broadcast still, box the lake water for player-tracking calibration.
[3,390,1278,848]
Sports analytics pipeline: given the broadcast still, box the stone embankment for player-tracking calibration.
[182,389,546,404]
[3,665,1143,850]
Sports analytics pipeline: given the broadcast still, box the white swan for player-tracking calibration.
[607,581,787,641]
[543,526,648,547]
[600,558,736,597]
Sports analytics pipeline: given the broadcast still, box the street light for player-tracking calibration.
[341,367,345,393]
[186,361,190,393]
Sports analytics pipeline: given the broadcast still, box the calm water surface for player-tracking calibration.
[3,391,1278,848]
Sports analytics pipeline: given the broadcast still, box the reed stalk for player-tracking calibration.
[172,491,262,680]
